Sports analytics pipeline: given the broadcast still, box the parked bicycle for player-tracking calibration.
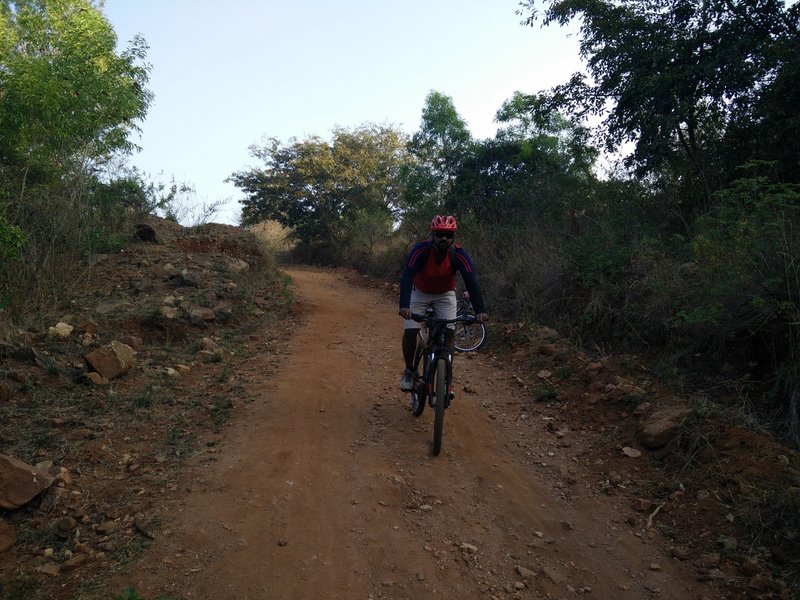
[408,309,482,455]
[454,291,487,352]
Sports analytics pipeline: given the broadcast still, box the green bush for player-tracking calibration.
[0,211,25,259]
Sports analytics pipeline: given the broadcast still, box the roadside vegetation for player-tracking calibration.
[233,3,800,446]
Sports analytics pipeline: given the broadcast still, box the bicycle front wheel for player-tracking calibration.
[454,320,487,352]
[432,357,447,456]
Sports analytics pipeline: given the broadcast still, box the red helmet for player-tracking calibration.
[430,215,458,231]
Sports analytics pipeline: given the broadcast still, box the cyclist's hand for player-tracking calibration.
[399,308,412,319]
[476,312,489,323]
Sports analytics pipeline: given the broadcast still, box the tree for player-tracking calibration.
[445,93,597,228]
[230,124,408,249]
[0,0,152,192]
[400,91,474,228]
[0,0,153,319]
[519,0,800,205]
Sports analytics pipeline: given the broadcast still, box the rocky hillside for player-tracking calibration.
[0,216,292,599]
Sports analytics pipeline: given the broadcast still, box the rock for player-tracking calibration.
[226,257,250,273]
[637,405,692,449]
[0,454,54,509]
[461,543,478,553]
[632,498,653,512]
[180,268,200,287]
[539,565,563,584]
[0,518,16,553]
[622,446,642,458]
[516,565,537,579]
[672,546,689,560]
[57,516,78,533]
[213,301,234,322]
[38,562,60,576]
[160,306,179,319]
[48,322,74,338]
[188,306,216,324]
[96,520,123,534]
[85,341,136,379]
[62,553,88,570]
[200,337,220,352]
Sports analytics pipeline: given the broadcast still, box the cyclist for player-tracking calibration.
[398,214,489,391]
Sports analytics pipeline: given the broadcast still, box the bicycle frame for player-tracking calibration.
[408,310,478,455]
[415,318,454,408]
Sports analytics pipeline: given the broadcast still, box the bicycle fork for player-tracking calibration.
[424,351,454,408]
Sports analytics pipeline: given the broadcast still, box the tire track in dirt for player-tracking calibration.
[110,266,720,599]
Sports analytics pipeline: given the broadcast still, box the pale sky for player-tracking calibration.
[103,1,583,225]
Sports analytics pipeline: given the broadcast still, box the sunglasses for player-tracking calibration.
[434,231,454,239]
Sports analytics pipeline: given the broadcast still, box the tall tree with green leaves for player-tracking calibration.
[0,0,153,318]
[0,0,152,194]
[231,124,408,250]
[400,91,474,230]
[519,0,800,208]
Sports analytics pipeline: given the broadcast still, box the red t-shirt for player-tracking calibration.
[413,247,456,293]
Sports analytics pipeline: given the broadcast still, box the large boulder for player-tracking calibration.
[85,341,136,379]
[0,454,54,510]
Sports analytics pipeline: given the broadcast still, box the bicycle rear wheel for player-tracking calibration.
[454,320,487,352]
[432,357,447,455]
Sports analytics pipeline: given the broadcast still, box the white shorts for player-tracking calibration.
[403,289,457,330]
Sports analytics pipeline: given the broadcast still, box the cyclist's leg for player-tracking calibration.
[403,289,428,366]
[401,290,428,391]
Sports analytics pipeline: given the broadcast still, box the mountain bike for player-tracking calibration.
[408,309,480,456]
[454,291,487,352]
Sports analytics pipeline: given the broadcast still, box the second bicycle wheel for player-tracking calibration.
[432,357,447,456]
[454,320,487,352]
[410,376,425,416]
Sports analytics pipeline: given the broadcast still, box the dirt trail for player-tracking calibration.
[112,267,719,599]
